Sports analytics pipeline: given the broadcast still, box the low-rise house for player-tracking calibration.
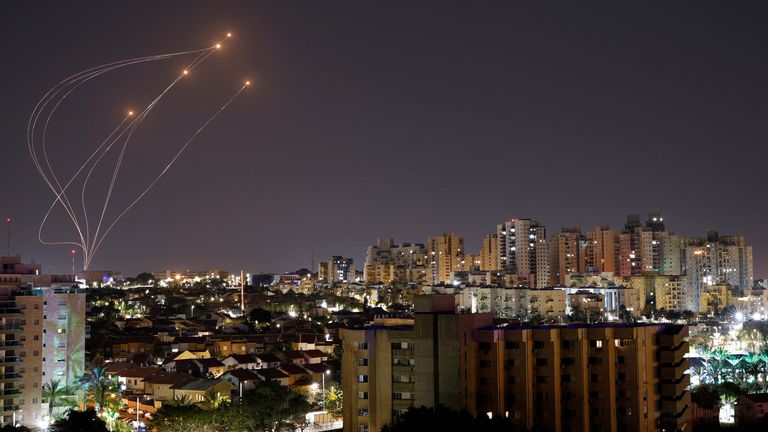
[255,368,290,386]
[196,358,227,378]
[253,353,281,369]
[111,366,161,395]
[171,378,235,404]
[108,335,157,361]
[171,336,208,353]
[302,363,332,381]
[278,364,309,386]
[277,350,307,366]
[221,369,260,393]
[301,349,328,364]
[221,354,260,370]
[142,371,197,401]
[164,349,211,363]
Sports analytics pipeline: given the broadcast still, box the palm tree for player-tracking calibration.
[80,366,122,415]
[42,379,75,418]
[742,352,764,388]
[703,347,730,385]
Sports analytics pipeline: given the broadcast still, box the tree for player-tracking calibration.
[248,308,273,324]
[152,403,216,432]
[323,385,343,416]
[80,366,122,415]
[618,305,634,323]
[51,409,108,432]
[203,390,228,410]
[223,381,311,432]
[43,379,77,419]
[703,347,730,385]
[135,272,156,285]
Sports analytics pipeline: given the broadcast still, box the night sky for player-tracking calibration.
[2,2,768,277]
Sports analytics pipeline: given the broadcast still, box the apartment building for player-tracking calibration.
[341,294,690,432]
[475,322,690,432]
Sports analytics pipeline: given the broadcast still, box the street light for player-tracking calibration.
[322,369,330,409]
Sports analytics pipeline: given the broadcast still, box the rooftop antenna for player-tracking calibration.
[4,217,10,256]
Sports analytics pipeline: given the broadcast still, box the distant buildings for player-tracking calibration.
[356,212,756,319]
[319,256,356,283]
[426,233,464,285]
[364,239,428,284]
[497,218,549,288]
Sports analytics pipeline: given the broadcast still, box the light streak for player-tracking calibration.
[28,32,247,270]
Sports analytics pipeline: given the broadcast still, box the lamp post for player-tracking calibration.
[322,369,330,409]
[136,396,140,429]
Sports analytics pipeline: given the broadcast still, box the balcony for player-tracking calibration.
[0,373,22,381]
[0,325,22,334]
[659,404,690,431]
[0,404,20,414]
[661,375,690,396]
[660,361,688,380]
[0,341,21,348]
[0,389,21,398]
[660,391,690,415]
[0,357,20,365]
[658,326,689,348]
[659,341,689,365]
[0,310,23,318]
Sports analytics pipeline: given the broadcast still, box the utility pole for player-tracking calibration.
[4,217,10,257]
[71,249,77,275]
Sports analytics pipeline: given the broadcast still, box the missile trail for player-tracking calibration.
[27,34,246,270]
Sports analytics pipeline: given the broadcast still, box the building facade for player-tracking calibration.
[341,294,690,432]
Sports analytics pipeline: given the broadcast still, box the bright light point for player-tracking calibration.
[128,111,133,116]
[215,44,221,49]
[183,70,188,75]
[227,33,232,38]
[735,311,744,322]
[245,81,250,86]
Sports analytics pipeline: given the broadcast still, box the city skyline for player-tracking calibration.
[3,2,768,277]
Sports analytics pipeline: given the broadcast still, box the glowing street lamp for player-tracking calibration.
[322,369,330,408]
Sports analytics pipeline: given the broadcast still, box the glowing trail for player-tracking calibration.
[91,82,251,259]
[27,33,246,270]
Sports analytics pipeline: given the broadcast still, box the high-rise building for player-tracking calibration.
[479,234,499,271]
[549,227,586,286]
[41,289,86,386]
[475,321,690,432]
[318,256,355,283]
[0,256,82,427]
[426,233,464,285]
[497,219,549,288]
[342,294,691,432]
[364,239,427,284]
[682,231,753,312]
[583,225,620,275]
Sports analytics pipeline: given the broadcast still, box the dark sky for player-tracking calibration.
[2,1,768,277]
